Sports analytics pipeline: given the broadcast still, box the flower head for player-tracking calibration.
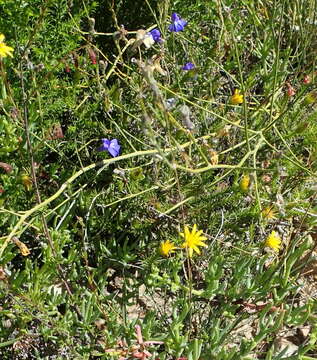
[133,29,161,49]
[230,89,244,104]
[98,138,121,157]
[262,206,276,220]
[159,240,176,257]
[182,62,195,70]
[21,174,32,191]
[239,174,250,192]
[180,224,207,257]
[264,231,281,252]
[148,28,162,43]
[0,34,14,58]
[168,13,187,32]
[134,29,163,49]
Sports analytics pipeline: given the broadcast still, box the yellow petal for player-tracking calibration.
[196,240,208,247]
[193,245,201,255]
[184,226,190,238]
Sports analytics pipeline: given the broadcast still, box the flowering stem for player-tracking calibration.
[252,139,264,214]
[261,134,313,175]
[268,0,286,128]
[0,135,215,258]
[186,254,193,332]
[159,83,260,134]
[105,39,134,82]
[229,14,250,153]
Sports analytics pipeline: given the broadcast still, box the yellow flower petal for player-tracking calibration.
[0,34,14,58]
[193,245,200,255]
[196,240,208,247]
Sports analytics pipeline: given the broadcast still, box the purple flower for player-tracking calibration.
[182,62,195,70]
[98,138,121,157]
[168,13,187,32]
[148,28,162,43]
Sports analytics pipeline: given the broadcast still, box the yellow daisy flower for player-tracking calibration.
[261,206,276,220]
[159,240,176,257]
[264,231,281,252]
[230,89,244,105]
[0,34,14,58]
[180,224,208,258]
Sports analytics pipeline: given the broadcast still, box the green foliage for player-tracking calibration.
[0,0,317,359]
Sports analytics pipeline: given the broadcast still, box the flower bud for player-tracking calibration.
[239,174,250,192]
[12,237,31,256]
[209,150,219,165]
[230,89,244,104]
[21,174,32,191]
[87,48,97,65]
[303,75,311,84]
[99,60,108,74]
[88,17,95,33]
[0,162,13,173]
[286,82,296,97]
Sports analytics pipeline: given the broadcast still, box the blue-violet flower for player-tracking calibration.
[168,13,187,32]
[182,62,195,70]
[148,28,162,43]
[98,138,121,157]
